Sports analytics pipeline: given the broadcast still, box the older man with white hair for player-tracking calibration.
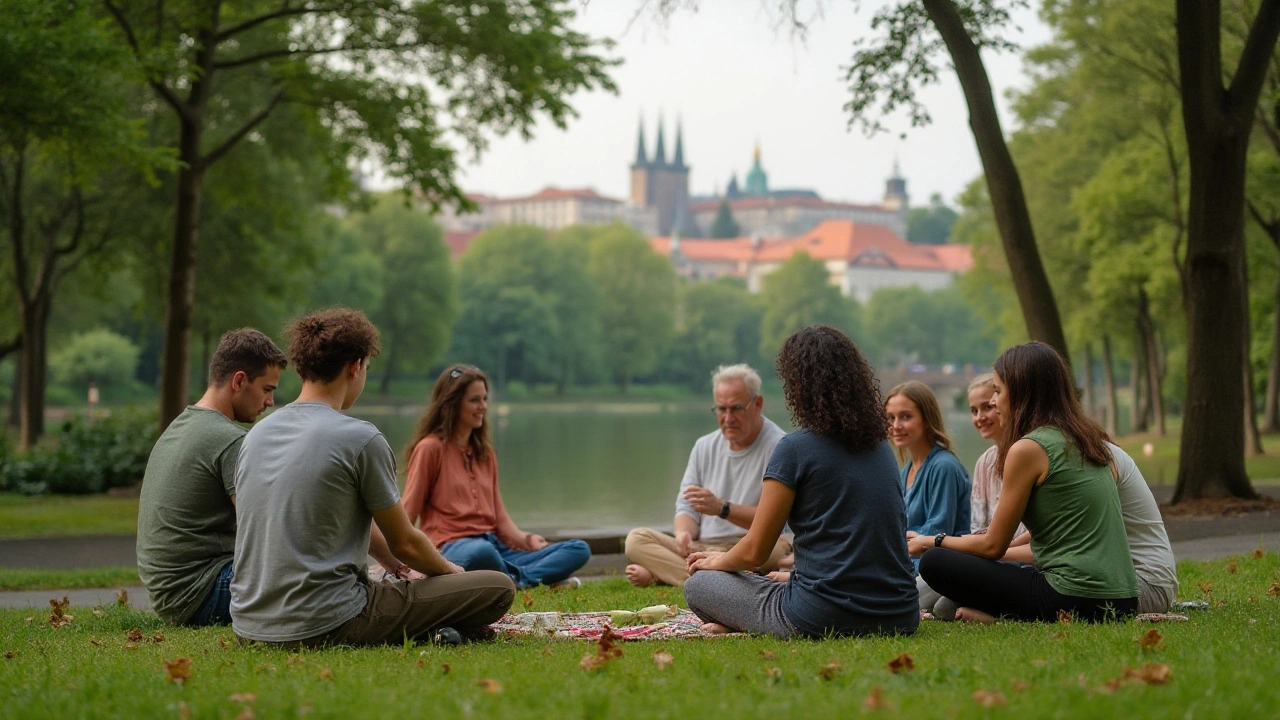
[624,364,791,587]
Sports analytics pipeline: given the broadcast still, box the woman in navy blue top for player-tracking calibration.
[885,381,971,613]
[683,325,919,638]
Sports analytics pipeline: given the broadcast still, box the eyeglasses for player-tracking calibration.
[711,404,751,417]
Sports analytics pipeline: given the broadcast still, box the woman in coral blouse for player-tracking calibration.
[402,364,590,588]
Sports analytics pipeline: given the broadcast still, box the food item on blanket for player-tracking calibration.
[636,605,671,625]
[511,612,562,630]
[609,611,639,626]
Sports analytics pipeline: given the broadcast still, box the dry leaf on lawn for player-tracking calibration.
[863,686,889,710]
[4,651,18,659]
[1253,547,1265,559]
[1056,609,1073,624]
[127,628,144,643]
[757,650,775,659]
[441,664,451,675]
[580,654,608,671]
[164,657,193,685]
[318,668,333,681]
[653,651,674,670]
[887,653,915,673]
[1124,662,1172,685]
[1012,680,1030,693]
[817,661,840,680]
[477,678,502,694]
[763,666,782,681]
[1266,582,1280,596]
[1137,629,1163,651]
[1198,581,1213,595]
[116,589,129,607]
[972,690,1007,707]
[1227,563,1238,574]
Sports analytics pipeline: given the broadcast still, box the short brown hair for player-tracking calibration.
[285,307,381,383]
[775,325,887,453]
[208,328,287,386]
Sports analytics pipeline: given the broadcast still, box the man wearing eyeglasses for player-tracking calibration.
[624,364,791,587]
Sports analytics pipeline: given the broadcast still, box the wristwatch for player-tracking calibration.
[934,533,947,548]
[719,501,731,519]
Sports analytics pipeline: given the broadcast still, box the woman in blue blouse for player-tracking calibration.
[885,381,971,611]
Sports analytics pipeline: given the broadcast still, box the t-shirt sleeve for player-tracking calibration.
[674,444,701,522]
[401,438,439,526]
[219,435,243,497]
[356,433,401,513]
[764,435,800,490]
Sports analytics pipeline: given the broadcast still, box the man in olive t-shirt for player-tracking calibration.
[136,329,286,625]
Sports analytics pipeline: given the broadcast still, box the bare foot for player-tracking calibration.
[625,564,654,587]
[700,622,731,635]
[954,607,997,624]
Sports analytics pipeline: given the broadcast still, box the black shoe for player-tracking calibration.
[431,626,462,646]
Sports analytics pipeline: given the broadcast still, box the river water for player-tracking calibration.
[353,396,991,536]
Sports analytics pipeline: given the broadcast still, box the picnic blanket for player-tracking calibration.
[490,610,723,640]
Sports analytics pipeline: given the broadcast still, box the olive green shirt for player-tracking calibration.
[1023,427,1139,600]
[136,406,243,624]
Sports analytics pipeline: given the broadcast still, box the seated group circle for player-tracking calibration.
[135,311,1174,645]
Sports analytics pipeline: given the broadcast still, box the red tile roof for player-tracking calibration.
[688,196,888,213]
[444,230,481,257]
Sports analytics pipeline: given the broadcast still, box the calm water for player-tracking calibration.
[353,397,990,535]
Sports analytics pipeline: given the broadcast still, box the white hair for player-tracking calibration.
[711,364,761,398]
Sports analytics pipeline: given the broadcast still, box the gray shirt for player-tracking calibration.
[676,417,785,543]
[1109,443,1178,595]
[230,402,400,642]
[136,406,243,624]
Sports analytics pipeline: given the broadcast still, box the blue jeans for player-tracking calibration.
[186,561,233,626]
[440,533,590,588]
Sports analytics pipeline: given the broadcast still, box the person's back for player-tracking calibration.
[136,407,243,624]
[1108,443,1177,611]
[773,431,919,636]
[232,402,396,642]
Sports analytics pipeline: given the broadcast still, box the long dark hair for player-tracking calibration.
[406,364,493,462]
[994,342,1111,474]
[775,325,887,453]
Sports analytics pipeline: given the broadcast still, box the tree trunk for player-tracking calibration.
[17,291,50,450]
[1171,0,1278,501]
[1137,290,1165,436]
[158,125,205,432]
[922,0,1070,361]
[1245,348,1264,455]
[379,345,395,396]
[1102,335,1119,438]
[1082,343,1097,420]
[7,348,20,429]
[1132,343,1149,434]
[199,327,211,390]
[1265,272,1280,432]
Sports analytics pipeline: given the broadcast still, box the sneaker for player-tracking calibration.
[551,576,582,589]
[430,626,462,646]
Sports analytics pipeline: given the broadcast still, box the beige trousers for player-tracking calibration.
[624,527,793,587]
[300,570,515,648]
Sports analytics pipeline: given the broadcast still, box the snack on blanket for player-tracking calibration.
[608,605,672,627]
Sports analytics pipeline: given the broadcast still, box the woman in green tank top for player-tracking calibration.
[907,342,1139,622]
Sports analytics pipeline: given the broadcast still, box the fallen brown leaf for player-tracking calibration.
[219,638,231,649]
[123,642,139,650]
[1266,582,1280,596]
[229,693,256,704]
[116,589,129,607]
[579,654,608,671]
[477,678,502,694]
[164,657,193,685]
[757,650,775,659]
[1227,563,1238,574]
[521,593,534,609]
[763,666,782,681]
[1124,662,1172,685]
[152,631,166,644]
[286,654,306,666]
[441,663,451,675]
[972,689,1007,707]
[596,626,624,659]
[1099,677,1125,694]
[89,638,102,647]
[653,651,674,670]
[887,653,915,673]
[318,668,333,681]
[48,596,73,628]
[1254,547,1265,560]
[1056,609,1073,624]
[863,686,889,710]
[416,658,425,668]
[1012,680,1030,693]
[4,651,18,659]
[817,661,840,680]
[127,628,144,643]
[1136,629,1163,651]
[1197,581,1213,595]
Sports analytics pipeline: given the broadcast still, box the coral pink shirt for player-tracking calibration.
[402,435,518,547]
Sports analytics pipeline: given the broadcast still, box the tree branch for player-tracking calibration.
[215,3,334,43]
[213,42,417,71]
[103,0,190,121]
[1227,0,1280,122]
[200,91,286,169]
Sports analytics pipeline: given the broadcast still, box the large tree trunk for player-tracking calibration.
[158,125,205,431]
[1137,290,1165,436]
[1082,343,1097,420]
[1102,335,1119,437]
[923,0,1070,361]
[17,293,50,449]
[1243,252,1263,455]
[379,345,396,396]
[1132,343,1149,434]
[1172,0,1279,501]
[6,348,19,429]
[1265,272,1280,432]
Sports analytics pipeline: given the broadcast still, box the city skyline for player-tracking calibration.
[450,1,1051,209]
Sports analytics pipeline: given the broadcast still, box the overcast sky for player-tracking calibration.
[451,1,1052,208]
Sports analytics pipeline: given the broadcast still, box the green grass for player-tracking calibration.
[0,494,139,538]
[0,566,139,592]
[2,557,1279,718]
[1115,424,1280,486]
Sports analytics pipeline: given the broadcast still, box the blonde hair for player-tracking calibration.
[711,364,761,397]
[885,380,954,458]
[968,372,994,392]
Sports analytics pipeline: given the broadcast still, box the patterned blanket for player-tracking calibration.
[491,610,722,640]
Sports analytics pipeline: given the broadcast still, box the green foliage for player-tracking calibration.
[906,193,960,244]
[663,279,765,389]
[585,224,677,390]
[758,252,856,359]
[49,329,140,390]
[708,200,741,238]
[864,285,999,367]
[0,408,157,495]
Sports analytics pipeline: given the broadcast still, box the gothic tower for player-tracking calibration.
[629,114,692,236]
[883,157,909,211]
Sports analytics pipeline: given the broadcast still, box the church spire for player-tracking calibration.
[634,115,648,166]
[653,115,667,165]
[673,118,685,167]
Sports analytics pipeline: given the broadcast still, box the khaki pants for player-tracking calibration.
[624,527,792,587]
[303,570,515,647]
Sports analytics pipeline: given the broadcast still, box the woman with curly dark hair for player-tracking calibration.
[684,325,919,637]
[910,341,1138,623]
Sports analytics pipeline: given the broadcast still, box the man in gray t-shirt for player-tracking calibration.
[136,329,286,625]
[231,308,514,646]
[624,365,790,587]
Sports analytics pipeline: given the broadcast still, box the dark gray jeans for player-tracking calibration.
[684,570,799,638]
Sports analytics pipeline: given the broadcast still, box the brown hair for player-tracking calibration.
[208,328,287,386]
[775,325,887,453]
[285,307,381,383]
[406,364,493,462]
[993,341,1112,474]
[885,380,954,460]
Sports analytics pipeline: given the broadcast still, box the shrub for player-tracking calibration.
[0,407,157,495]
[49,329,140,391]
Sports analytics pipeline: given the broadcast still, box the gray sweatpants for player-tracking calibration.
[684,570,799,638]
